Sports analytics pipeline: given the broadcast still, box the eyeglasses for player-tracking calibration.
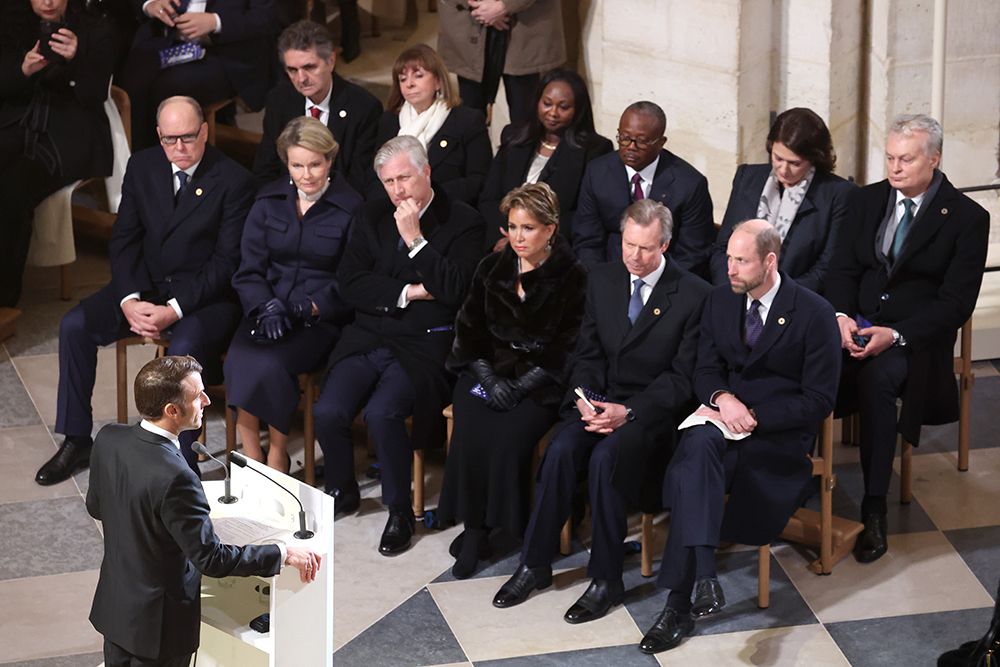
[159,133,200,146]
[616,133,660,150]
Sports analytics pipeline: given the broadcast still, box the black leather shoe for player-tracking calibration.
[378,510,415,556]
[492,563,552,608]
[854,512,888,563]
[35,437,92,486]
[564,578,625,624]
[691,577,726,618]
[327,484,360,516]
[639,606,695,654]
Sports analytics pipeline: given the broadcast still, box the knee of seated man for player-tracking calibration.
[59,304,88,340]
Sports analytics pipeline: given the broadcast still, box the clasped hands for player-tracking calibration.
[145,0,217,41]
[254,297,317,341]
[21,29,78,77]
[836,315,894,359]
[576,398,629,434]
[121,299,179,338]
[468,0,511,30]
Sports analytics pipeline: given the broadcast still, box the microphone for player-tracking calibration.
[192,443,238,504]
[229,451,314,540]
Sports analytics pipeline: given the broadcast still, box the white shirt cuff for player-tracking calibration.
[167,298,184,319]
[709,390,730,408]
[213,13,221,32]
[142,0,155,14]
[397,285,411,309]
[835,312,850,319]
[277,543,287,572]
[407,239,428,258]
[120,292,141,308]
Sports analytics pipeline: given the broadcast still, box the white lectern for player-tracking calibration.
[197,458,334,667]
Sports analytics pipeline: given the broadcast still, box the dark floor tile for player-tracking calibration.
[0,497,104,581]
[623,548,817,637]
[827,607,996,667]
[333,588,466,667]
[476,643,659,666]
[0,358,42,428]
[2,296,77,358]
[5,652,105,667]
[916,375,1000,455]
[945,526,1000,600]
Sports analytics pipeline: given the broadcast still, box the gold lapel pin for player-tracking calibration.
[653,308,661,316]
[941,207,948,215]
[339,109,347,118]
[195,188,203,196]
[777,316,786,325]
[439,139,448,148]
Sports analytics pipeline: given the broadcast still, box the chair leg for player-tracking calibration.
[757,545,770,609]
[560,518,571,556]
[820,415,834,575]
[116,341,129,424]
[958,369,973,473]
[640,513,654,577]
[900,438,913,504]
[412,449,424,519]
[59,264,71,301]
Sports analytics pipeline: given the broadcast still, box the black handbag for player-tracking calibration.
[938,589,1000,667]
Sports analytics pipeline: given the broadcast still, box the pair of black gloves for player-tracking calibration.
[252,297,315,342]
[470,359,550,412]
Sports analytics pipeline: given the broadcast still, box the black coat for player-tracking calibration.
[447,235,587,408]
[371,105,492,206]
[477,126,614,251]
[709,163,857,293]
[330,187,484,450]
[252,74,383,194]
[0,1,114,180]
[825,173,990,443]
[87,423,281,660]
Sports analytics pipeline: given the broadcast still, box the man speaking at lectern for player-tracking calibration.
[86,356,321,667]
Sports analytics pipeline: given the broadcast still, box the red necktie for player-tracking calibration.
[631,173,645,201]
[309,106,322,119]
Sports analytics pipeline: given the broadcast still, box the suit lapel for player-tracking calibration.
[647,150,676,206]
[745,278,796,367]
[166,151,217,238]
[889,185,952,275]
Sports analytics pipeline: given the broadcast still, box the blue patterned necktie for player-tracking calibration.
[744,299,763,348]
[890,198,915,261]
[628,278,645,324]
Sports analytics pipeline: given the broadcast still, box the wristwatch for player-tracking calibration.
[407,235,426,251]
[625,407,636,422]
[891,329,907,347]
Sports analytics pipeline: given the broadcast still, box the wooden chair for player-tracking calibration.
[202,98,237,147]
[72,85,131,241]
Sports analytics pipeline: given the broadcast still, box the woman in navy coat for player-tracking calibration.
[225,116,361,472]
[478,69,613,253]
[709,107,856,294]
[372,43,492,206]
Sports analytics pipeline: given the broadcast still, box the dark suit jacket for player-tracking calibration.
[825,173,990,443]
[478,126,614,251]
[372,105,492,206]
[252,74,383,193]
[688,275,841,545]
[555,257,710,505]
[87,423,281,660]
[82,144,254,334]
[709,164,856,293]
[0,2,114,179]
[330,187,484,450]
[232,173,361,324]
[573,149,715,274]
[131,0,276,109]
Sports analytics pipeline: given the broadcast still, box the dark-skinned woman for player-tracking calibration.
[438,182,586,579]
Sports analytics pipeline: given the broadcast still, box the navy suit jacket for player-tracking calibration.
[252,74,382,193]
[478,126,614,251]
[709,164,856,293]
[83,144,253,333]
[573,149,715,274]
[689,275,841,544]
[371,105,492,206]
[88,423,281,660]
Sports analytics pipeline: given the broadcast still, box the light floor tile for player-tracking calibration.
[901,448,1000,530]
[429,569,643,662]
[773,531,994,624]
[653,624,850,667]
[0,570,102,663]
[0,425,78,504]
[972,360,999,378]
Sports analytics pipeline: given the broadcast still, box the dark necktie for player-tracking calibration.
[890,198,915,261]
[309,106,322,120]
[628,278,645,324]
[631,173,644,201]
[744,299,763,348]
[175,171,188,204]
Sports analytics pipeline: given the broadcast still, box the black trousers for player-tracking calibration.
[103,639,191,667]
[520,419,630,582]
[458,73,539,128]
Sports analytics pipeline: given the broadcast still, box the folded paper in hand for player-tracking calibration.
[678,404,751,441]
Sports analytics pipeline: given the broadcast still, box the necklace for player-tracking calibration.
[540,141,558,151]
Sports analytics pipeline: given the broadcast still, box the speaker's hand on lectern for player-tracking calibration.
[284,547,322,583]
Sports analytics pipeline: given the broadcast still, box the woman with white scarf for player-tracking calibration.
[372,43,492,206]
[709,108,857,293]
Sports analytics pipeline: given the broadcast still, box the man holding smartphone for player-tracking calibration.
[491,199,711,625]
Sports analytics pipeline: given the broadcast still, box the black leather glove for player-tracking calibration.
[469,359,519,412]
[289,297,317,323]
[254,298,291,341]
[512,367,551,395]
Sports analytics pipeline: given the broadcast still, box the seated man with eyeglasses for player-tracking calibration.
[573,101,715,277]
[36,96,254,486]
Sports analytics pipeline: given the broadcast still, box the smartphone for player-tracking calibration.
[853,315,872,347]
[574,387,604,414]
[38,21,67,62]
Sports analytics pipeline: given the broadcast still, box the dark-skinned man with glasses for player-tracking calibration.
[573,101,715,277]
[36,96,254,486]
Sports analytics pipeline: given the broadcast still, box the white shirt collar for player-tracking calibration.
[630,252,666,290]
[306,85,333,115]
[171,161,200,180]
[746,272,782,324]
[140,419,181,450]
[625,155,660,190]
[894,188,926,217]
[418,189,435,219]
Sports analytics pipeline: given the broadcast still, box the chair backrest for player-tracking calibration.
[110,85,131,151]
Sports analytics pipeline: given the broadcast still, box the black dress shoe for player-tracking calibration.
[691,577,726,618]
[327,484,360,516]
[564,578,625,624]
[378,509,415,556]
[492,563,552,608]
[854,512,888,563]
[640,606,695,654]
[35,437,92,486]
